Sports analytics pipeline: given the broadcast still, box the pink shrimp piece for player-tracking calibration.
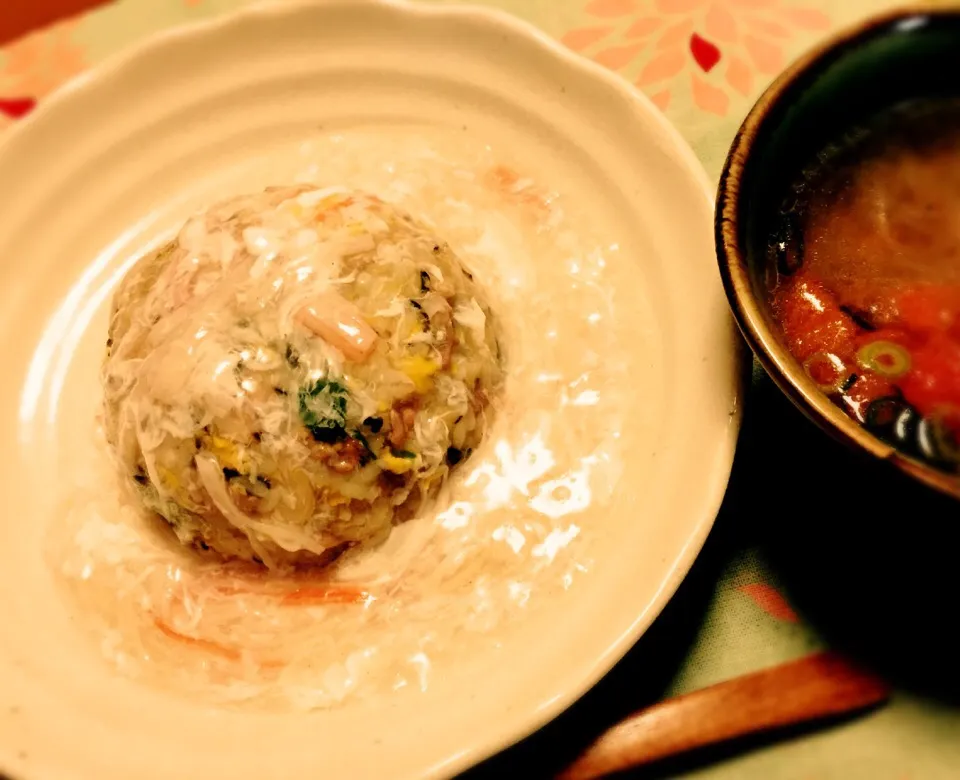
[278,585,372,606]
[296,290,379,362]
[195,571,373,606]
[153,615,287,670]
[487,165,552,212]
[152,615,242,661]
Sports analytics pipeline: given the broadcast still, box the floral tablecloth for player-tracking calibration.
[4,1,960,778]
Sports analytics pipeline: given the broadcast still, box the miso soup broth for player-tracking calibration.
[768,99,960,470]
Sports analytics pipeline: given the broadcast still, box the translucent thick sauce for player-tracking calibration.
[52,130,650,709]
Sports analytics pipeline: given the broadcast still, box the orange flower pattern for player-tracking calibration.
[736,582,800,623]
[563,0,831,116]
[0,20,86,129]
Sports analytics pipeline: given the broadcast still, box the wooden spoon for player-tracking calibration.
[557,652,891,780]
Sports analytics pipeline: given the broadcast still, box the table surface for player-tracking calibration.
[4,1,960,778]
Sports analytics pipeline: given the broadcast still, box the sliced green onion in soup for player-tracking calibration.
[803,352,847,394]
[855,340,911,378]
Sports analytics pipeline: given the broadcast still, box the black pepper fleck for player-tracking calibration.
[409,299,430,329]
[285,343,300,368]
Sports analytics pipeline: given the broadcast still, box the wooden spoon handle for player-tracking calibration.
[557,652,891,780]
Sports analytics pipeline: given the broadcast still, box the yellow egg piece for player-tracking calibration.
[379,452,415,474]
[158,466,180,491]
[209,435,243,471]
[326,492,350,507]
[399,356,440,393]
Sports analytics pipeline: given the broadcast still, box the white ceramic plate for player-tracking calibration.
[0,1,741,778]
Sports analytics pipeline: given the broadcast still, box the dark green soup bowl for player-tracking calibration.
[716,6,960,500]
